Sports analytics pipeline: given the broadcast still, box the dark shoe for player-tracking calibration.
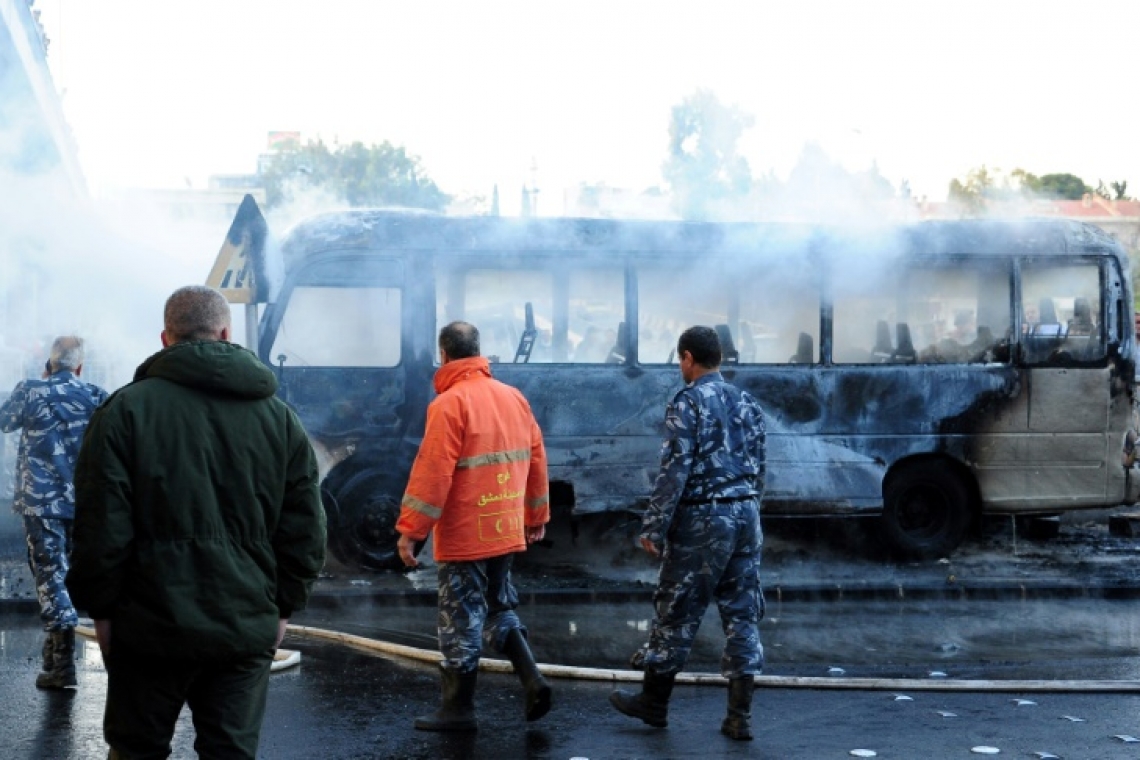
[40,634,52,671]
[609,669,676,728]
[414,665,478,732]
[720,675,754,741]
[503,628,552,722]
[36,628,77,690]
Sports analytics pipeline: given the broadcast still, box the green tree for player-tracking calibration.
[261,139,450,210]
[1011,169,1089,200]
[948,165,1002,214]
[662,89,754,220]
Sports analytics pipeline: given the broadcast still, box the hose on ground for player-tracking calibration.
[285,623,1140,694]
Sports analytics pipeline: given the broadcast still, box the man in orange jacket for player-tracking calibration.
[397,320,552,732]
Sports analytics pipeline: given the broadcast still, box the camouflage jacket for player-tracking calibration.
[640,371,766,548]
[0,372,108,518]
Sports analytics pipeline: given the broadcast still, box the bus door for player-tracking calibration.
[1003,260,1112,507]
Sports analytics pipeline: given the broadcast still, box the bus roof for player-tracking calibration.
[277,210,1125,270]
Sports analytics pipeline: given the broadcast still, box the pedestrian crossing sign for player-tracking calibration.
[207,194,268,304]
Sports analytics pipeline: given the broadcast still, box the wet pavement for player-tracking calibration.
[4,611,1140,759]
[5,514,1140,757]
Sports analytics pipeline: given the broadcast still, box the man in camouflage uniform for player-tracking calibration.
[610,325,766,742]
[0,336,107,689]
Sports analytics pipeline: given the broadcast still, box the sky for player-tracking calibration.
[35,0,1140,214]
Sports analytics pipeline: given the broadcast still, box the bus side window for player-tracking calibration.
[1021,265,1105,366]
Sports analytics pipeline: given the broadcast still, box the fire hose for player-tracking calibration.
[284,623,1140,694]
[76,621,1140,692]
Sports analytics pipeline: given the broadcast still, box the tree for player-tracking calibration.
[1011,170,1089,200]
[261,139,450,211]
[948,166,1002,214]
[662,89,754,220]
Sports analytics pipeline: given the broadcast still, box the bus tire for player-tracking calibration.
[321,467,405,572]
[881,462,971,560]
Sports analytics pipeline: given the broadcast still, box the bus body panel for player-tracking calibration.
[244,209,1139,567]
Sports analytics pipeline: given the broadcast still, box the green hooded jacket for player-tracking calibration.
[67,340,326,659]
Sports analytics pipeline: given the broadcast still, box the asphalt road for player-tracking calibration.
[5,515,1140,757]
[4,611,1140,759]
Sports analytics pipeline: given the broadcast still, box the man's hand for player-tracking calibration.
[94,618,112,658]
[397,534,419,568]
[525,524,546,544]
[275,619,289,651]
[640,536,661,558]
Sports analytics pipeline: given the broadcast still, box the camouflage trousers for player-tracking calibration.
[436,554,526,673]
[23,515,78,631]
[638,498,764,678]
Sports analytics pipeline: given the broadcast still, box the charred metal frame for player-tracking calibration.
[244,210,1138,568]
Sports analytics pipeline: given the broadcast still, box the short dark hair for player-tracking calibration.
[678,325,721,368]
[440,321,480,359]
[164,286,231,343]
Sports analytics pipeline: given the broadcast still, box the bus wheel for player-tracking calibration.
[321,468,405,572]
[881,462,971,560]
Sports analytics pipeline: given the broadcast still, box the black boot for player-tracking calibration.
[40,634,52,672]
[414,665,478,732]
[36,628,77,690]
[503,629,552,722]
[609,669,676,728]
[721,675,754,741]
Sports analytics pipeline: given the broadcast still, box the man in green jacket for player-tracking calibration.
[67,285,327,759]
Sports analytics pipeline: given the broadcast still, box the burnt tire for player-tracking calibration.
[881,462,971,560]
[321,468,405,572]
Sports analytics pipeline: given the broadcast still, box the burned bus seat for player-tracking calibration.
[1068,297,1096,337]
[605,321,629,364]
[513,302,537,363]
[739,321,757,363]
[968,325,996,363]
[872,320,893,362]
[891,323,917,363]
[715,324,739,364]
[789,332,813,364]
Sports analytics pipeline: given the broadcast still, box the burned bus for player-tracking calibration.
[216,200,1140,571]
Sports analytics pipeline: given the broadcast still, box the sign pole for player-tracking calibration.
[245,303,258,351]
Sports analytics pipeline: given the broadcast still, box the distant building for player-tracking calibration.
[0,0,84,193]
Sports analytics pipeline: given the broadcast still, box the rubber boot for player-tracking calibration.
[36,628,77,690]
[609,668,676,728]
[720,675,754,741]
[40,634,52,671]
[414,665,478,732]
[502,628,552,721]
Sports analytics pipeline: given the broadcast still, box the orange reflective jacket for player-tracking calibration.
[396,356,550,562]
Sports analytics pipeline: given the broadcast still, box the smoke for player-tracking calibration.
[0,88,233,391]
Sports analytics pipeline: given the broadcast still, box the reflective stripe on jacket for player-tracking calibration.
[397,356,550,562]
